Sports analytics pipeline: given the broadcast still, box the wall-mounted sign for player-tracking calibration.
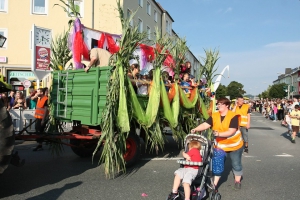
[35,46,50,70]
[31,24,52,81]
[0,56,7,63]
[8,71,36,80]
[23,80,32,88]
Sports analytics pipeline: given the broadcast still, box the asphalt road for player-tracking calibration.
[1,112,300,200]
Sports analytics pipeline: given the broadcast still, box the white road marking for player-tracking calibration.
[274,153,294,157]
[243,155,257,157]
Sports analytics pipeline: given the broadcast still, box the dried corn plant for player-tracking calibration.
[198,48,220,139]
[50,30,72,71]
[93,0,148,178]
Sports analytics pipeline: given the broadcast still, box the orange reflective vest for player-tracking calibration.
[234,104,249,127]
[212,110,244,152]
[34,96,48,119]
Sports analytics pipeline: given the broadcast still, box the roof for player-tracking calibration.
[155,1,175,22]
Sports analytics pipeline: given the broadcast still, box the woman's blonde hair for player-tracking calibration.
[189,140,201,150]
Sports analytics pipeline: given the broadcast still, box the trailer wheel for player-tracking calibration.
[124,132,141,167]
[0,101,14,174]
[70,139,98,157]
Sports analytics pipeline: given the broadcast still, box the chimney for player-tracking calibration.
[285,68,292,74]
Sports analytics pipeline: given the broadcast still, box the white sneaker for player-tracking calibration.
[273,120,277,122]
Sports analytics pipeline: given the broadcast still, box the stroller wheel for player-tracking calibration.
[214,192,221,200]
[209,191,221,200]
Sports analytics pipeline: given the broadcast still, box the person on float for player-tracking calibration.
[191,97,244,190]
[84,47,112,72]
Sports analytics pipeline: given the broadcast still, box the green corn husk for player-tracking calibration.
[127,77,147,124]
[145,68,161,126]
[160,79,179,128]
[199,96,209,120]
[117,62,130,133]
[127,68,161,128]
[178,87,198,109]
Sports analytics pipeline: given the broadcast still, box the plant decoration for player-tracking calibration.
[198,48,220,139]
[93,0,148,178]
[54,0,81,28]
[44,1,79,155]
[50,30,72,71]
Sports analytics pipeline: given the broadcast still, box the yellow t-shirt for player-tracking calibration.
[290,110,300,126]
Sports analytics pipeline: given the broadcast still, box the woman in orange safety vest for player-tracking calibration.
[191,97,244,190]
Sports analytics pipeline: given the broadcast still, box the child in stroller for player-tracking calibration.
[167,139,202,200]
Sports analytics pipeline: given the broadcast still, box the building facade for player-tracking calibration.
[273,67,300,98]
[0,0,200,92]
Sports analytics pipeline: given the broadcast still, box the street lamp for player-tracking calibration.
[277,72,294,99]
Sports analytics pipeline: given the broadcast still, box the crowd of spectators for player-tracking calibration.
[0,86,48,111]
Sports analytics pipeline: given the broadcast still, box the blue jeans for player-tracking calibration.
[274,113,277,121]
[214,146,243,176]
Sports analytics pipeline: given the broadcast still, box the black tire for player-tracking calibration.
[70,139,98,157]
[0,100,14,174]
[124,131,141,167]
[214,192,221,200]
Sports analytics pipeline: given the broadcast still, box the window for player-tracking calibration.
[147,26,151,39]
[0,0,7,12]
[139,0,143,7]
[68,0,84,18]
[147,1,151,15]
[154,9,157,22]
[138,18,143,33]
[0,28,7,48]
[32,0,48,14]
[166,20,171,35]
[166,20,169,34]
[127,9,133,26]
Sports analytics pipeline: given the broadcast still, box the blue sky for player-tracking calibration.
[158,0,300,95]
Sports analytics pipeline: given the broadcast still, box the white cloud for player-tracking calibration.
[208,41,300,95]
[224,7,233,13]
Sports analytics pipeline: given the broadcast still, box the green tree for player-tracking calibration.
[269,83,287,98]
[226,81,246,100]
[216,84,227,99]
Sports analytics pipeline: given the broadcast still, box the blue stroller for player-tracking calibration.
[167,133,222,200]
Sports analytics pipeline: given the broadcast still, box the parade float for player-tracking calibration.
[1,0,222,176]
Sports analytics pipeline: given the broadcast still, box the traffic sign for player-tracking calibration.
[23,80,32,88]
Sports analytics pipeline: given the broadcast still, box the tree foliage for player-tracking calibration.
[215,84,227,99]
[268,83,287,98]
[226,81,246,100]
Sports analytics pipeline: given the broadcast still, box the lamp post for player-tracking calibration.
[277,73,294,99]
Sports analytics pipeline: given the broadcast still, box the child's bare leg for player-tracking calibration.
[172,174,181,192]
[182,182,191,200]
